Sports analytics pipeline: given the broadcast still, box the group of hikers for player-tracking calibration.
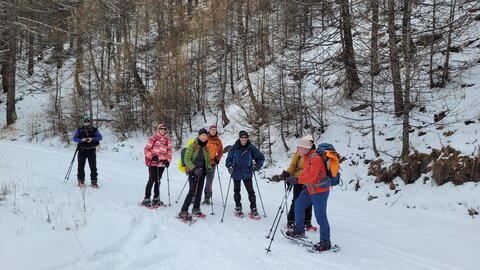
[72,116,334,252]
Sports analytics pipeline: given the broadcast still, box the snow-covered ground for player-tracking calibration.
[0,135,479,270]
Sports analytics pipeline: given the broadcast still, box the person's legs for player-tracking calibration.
[233,180,242,208]
[243,179,257,210]
[311,191,330,242]
[180,174,197,212]
[293,189,311,234]
[86,150,98,184]
[76,150,87,183]
[203,165,215,200]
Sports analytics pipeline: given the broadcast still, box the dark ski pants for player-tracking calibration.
[233,179,257,210]
[77,148,98,184]
[181,172,206,212]
[203,164,216,199]
[145,166,165,200]
[287,183,312,225]
[294,189,330,242]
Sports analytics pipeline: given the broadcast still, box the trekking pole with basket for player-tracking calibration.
[166,166,171,206]
[265,185,293,253]
[220,176,233,223]
[64,146,79,184]
[175,177,189,204]
[253,171,267,217]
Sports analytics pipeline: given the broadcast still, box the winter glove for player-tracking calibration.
[280,170,290,179]
[228,166,234,175]
[214,157,220,165]
[162,160,170,168]
[207,169,212,175]
[81,138,88,142]
[286,176,298,185]
[194,167,204,177]
[251,164,257,171]
[185,167,191,174]
[151,155,159,162]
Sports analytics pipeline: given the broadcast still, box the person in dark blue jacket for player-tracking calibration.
[73,115,102,188]
[225,130,265,218]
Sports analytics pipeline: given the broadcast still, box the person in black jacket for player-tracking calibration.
[72,115,102,188]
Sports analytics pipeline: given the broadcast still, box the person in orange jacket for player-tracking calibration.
[202,124,224,205]
[280,135,315,230]
[285,137,332,252]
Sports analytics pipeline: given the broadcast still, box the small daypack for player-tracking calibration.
[177,139,196,173]
[311,143,342,188]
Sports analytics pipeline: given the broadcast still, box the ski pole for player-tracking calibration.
[266,184,292,239]
[166,166,171,206]
[175,177,189,203]
[216,165,225,206]
[209,169,215,215]
[220,176,233,223]
[64,146,79,184]
[266,185,292,253]
[253,172,267,217]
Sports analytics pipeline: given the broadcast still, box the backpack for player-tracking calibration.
[177,139,196,173]
[312,143,342,187]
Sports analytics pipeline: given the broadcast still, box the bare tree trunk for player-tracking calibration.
[429,0,437,88]
[387,0,404,117]
[338,0,361,98]
[441,0,456,87]
[27,31,34,76]
[402,0,413,159]
[6,0,18,126]
[370,0,380,76]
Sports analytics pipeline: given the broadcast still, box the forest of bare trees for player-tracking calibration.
[1,0,479,158]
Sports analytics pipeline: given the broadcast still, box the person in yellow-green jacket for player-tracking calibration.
[279,135,316,231]
[177,128,212,222]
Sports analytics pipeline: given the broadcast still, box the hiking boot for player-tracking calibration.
[141,199,152,208]
[285,229,305,239]
[178,211,192,221]
[313,240,332,252]
[250,208,259,217]
[192,208,203,216]
[91,183,99,189]
[152,198,164,207]
[202,197,211,205]
[234,207,244,217]
[287,220,295,229]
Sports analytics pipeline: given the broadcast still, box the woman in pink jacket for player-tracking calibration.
[142,123,172,208]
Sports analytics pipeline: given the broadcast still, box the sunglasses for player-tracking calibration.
[240,136,248,139]
[83,120,91,123]
[158,127,166,130]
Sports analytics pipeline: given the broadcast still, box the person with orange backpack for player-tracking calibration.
[279,135,315,231]
[142,123,172,208]
[202,124,224,205]
[285,138,339,252]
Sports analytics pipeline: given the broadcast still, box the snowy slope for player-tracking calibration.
[0,140,479,270]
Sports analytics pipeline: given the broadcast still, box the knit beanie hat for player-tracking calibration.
[297,138,313,149]
[198,128,208,135]
[209,124,217,130]
[157,123,166,129]
[301,135,314,142]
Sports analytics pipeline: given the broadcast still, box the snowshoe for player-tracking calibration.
[192,209,206,218]
[90,184,99,189]
[248,208,261,220]
[177,211,196,224]
[152,198,165,209]
[308,243,341,254]
[77,181,86,188]
[234,207,244,218]
[305,224,318,232]
[139,199,152,208]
